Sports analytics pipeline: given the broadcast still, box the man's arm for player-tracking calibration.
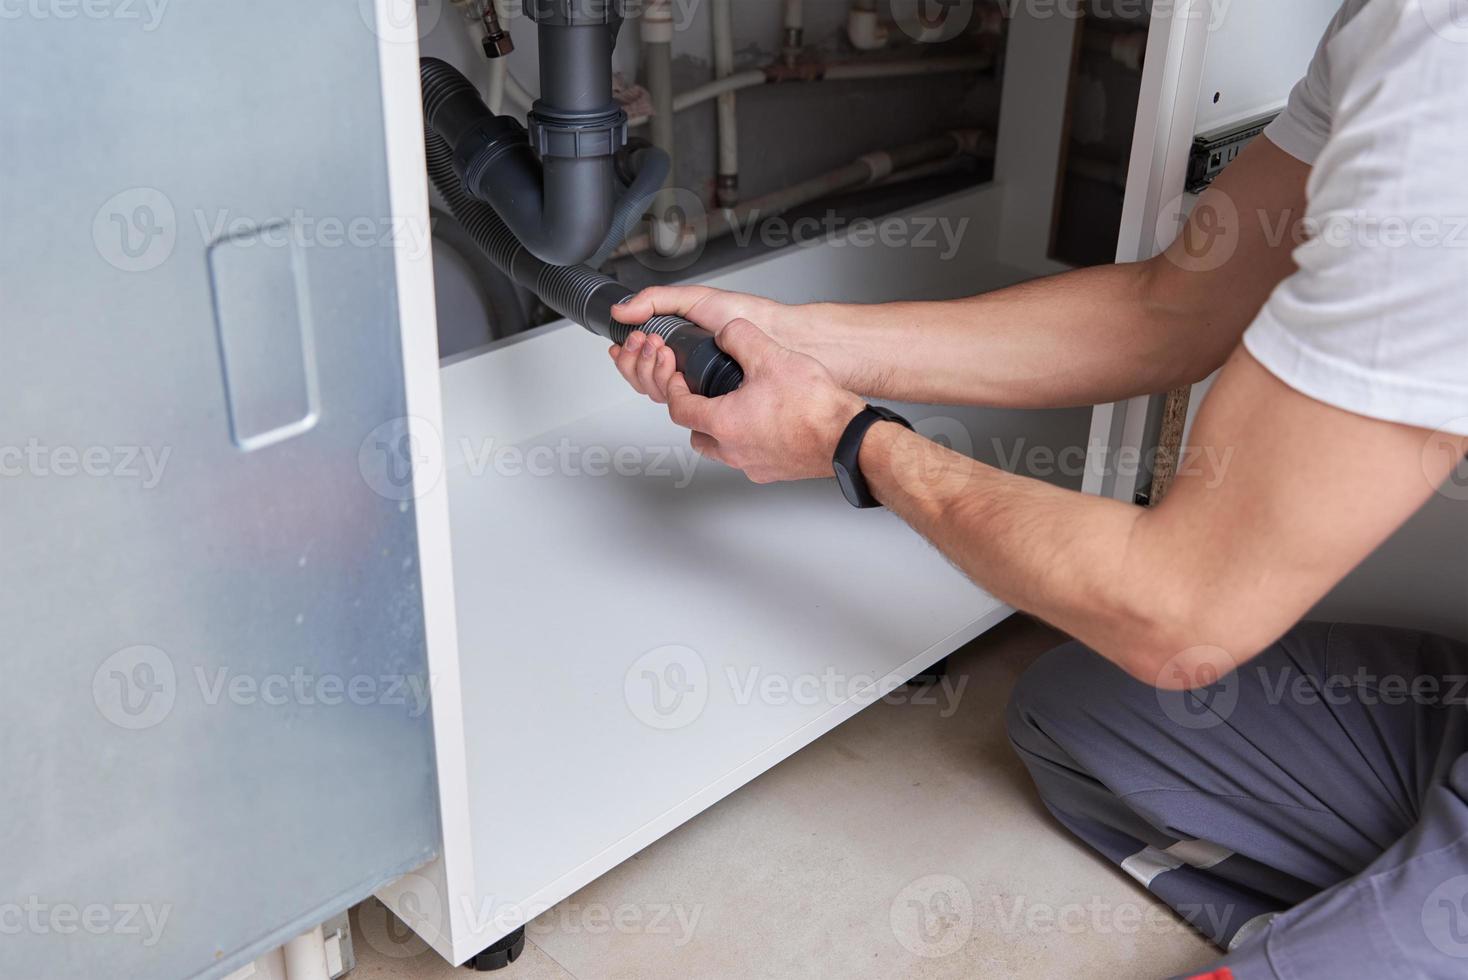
[613,137,1309,410]
[859,346,1465,685]
[656,321,1465,688]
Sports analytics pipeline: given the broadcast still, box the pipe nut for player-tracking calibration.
[482,31,515,58]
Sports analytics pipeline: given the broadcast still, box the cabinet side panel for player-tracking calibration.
[0,6,440,978]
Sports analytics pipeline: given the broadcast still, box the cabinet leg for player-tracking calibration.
[906,656,949,687]
[464,928,526,972]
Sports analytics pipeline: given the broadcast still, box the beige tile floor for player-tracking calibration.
[349,617,1217,979]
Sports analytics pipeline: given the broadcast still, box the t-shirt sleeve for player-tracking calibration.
[1244,1,1468,437]
[1263,0,1369,165]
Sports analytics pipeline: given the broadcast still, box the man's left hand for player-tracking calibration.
[610,318,865,484]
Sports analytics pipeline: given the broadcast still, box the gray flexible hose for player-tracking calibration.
[588,146,671,269]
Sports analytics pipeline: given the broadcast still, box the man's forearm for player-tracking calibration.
[853,343,1462,689]
[781,261,1217,409]
[777,138,1309,410]
[857,420,1175,681]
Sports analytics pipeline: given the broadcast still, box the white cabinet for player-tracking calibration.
[376,7,1122,966]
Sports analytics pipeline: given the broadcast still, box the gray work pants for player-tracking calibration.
[1006,621,1468,978]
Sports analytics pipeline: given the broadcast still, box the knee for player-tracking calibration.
[1005,639,1145,758]
[1005,639,1102,756]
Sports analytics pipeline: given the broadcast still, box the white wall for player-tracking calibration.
[1313,483,1468,642]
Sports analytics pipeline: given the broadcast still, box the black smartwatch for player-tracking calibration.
[833,404,913,509]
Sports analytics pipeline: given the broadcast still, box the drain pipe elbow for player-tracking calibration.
[537,156,618,265]
[422,8,629,266]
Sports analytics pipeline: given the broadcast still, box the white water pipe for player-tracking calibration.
[711,0,740,206]
[847,0,888,51]
[672,69,767,114]
[626,53,992,127]
[642,0,684,256]
[613,130,989,259]
[782,0,805,65]
[282,927,329,980]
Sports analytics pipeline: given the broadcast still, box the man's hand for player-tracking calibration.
[610,286,801,403]
[616,317,865,484]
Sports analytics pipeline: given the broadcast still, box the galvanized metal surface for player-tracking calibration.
[0,4,440,978]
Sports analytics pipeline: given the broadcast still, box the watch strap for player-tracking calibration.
[833,405,913,508]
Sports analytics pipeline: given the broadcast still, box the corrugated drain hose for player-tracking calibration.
[588,144,669,269]
[422,61,743,398]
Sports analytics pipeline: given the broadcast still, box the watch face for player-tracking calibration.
[833,461,862,508]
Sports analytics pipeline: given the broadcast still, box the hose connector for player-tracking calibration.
[480,0,514,56]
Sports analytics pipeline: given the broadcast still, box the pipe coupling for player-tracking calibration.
[527,104,629,159]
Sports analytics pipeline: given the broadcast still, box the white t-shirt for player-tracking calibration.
[1246,0,1468,435]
